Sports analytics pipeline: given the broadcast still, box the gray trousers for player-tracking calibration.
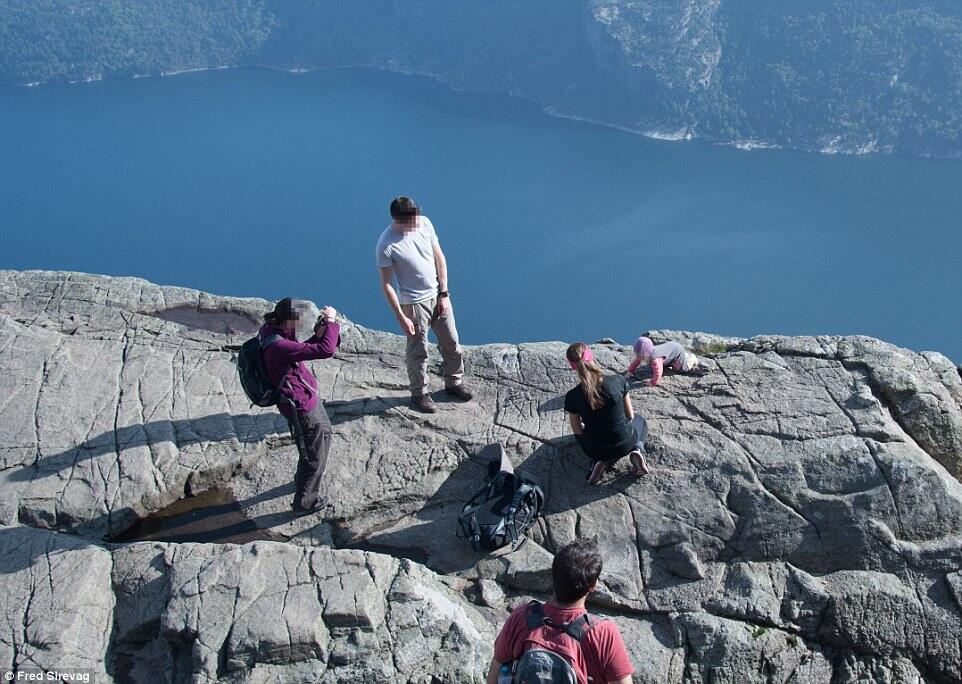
[401,296,464,396]
[630,415,648,451]
[289,402,332,510]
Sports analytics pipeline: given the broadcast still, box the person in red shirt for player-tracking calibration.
[486,539,634,684]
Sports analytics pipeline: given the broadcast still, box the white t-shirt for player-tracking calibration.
[375,216,440,304]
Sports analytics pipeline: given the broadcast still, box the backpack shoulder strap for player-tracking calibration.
[258,333,302,410]
[524,601,545,630]
[524,603,607,643]
[505,480,541,548]
[260,333,283,349]
[564,613,607,642]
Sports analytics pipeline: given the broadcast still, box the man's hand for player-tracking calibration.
[398,314,416,336]
[436,296,450,318]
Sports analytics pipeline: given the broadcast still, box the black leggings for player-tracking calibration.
[577,415,648,464]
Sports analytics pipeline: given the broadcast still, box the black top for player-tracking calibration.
[564,373,635,462]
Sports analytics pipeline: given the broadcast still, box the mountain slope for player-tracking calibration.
[3,1,962,157]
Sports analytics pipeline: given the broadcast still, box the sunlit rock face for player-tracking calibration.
[1,270,960,682]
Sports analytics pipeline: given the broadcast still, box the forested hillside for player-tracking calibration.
[0,0,274,83]
[3,0,961,157]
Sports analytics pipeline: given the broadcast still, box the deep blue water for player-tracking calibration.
[1,67,960,362]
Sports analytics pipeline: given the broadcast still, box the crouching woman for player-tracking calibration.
[259,298,340,513]
[565,342,649,484]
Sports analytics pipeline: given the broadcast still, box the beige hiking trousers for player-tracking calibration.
[401,296,464,396]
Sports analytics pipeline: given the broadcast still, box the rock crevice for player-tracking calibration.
[1,270,961,682]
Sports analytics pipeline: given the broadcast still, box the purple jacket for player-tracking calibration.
[258,322,340,419]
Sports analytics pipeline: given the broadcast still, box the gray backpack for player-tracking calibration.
[457,445,544,553]
[512,601,604,684]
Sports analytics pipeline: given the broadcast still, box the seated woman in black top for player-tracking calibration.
[564,342,650,484]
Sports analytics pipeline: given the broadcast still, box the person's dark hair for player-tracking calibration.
[552,538,603,604]
[264,297,297,325]
[390,196,419,221]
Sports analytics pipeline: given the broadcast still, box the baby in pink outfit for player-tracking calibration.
[625,336,699,386]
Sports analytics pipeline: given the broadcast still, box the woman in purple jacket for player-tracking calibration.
[259,298,340,514]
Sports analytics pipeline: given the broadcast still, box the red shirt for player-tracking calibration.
[493,602,634,684]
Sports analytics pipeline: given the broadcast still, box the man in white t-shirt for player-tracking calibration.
[376,196,473,413]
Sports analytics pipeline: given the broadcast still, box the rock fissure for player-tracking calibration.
[627,495,731,548]
[382,574,403,677]
[31,356,47,470]
[625,495,648,593]
[2,272,961,682]
[679,397,825,546]
[473,370,561,396]
[840,357,956,475]
[867,444,905,539]
[492,418,548,446]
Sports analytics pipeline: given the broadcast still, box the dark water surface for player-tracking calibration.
[2,67,960,362]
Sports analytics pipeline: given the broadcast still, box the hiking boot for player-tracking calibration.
[586,460,608,485]
[444,384,473,401]
[292,498,325,516]
[411,393,438,413]
[629,449,650,476]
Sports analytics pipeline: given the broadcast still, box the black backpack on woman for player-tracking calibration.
[237,334,284,407]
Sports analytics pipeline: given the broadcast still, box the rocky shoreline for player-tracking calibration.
[1,270,961,682]
[6,63,929,160]
[6,2,962,160]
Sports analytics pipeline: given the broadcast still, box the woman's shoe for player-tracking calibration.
[629,449,650,476]
[586,460,608,485]
[292,498,325,517]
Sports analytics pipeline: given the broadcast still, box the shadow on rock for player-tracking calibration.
[0,525,104,574]
[336,453,490,572]
[341,434,642,587]
[9,412,289,481]
[537,396,565,412]
[326,395,411,426]
[519,435,641,518]
[11,396,411,483]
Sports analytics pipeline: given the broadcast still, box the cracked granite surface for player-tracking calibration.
[1,270,961,682]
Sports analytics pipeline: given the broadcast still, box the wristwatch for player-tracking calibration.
[438,290,450,299]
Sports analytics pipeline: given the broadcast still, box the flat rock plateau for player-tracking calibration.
[1,270,961,683]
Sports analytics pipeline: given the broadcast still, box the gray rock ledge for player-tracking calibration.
[1,270,961,683]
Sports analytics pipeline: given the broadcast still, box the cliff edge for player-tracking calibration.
[1,270,961,683]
